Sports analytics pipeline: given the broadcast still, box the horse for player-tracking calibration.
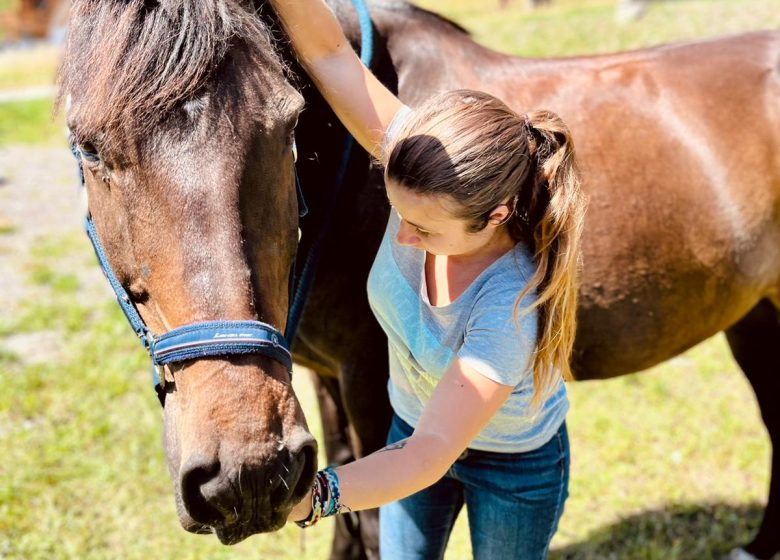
[58,1,780,558]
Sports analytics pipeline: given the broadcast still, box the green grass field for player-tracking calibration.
[0,44,62,145]
[0,44,59,90]
[0,0,778,558]
[0,98,62,145]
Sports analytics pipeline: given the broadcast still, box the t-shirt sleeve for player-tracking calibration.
[381,105,413,162]
[457,285,538,387]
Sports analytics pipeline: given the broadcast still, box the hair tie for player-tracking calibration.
[522,113,533,131]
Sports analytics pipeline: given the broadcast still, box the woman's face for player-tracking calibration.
[386,180,510,257]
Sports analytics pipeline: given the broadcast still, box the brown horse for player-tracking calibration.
[58,0,780,558]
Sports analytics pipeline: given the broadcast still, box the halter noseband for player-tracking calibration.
[77,149,295,407]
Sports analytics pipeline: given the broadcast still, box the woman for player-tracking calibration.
[270,1,586,558]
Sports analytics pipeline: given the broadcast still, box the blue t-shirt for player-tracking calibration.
[367,107,569,453]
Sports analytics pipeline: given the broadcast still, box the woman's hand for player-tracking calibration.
[267,0,403,160]
[287,488,313,523]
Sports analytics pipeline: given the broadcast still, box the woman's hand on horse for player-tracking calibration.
[268,0,404,160]
[287,488,313,523]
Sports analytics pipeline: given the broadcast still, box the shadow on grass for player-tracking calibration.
[551,502,766,560]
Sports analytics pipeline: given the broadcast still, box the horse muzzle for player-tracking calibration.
[177,426,317,543]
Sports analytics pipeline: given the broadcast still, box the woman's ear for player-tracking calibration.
[487,195,519,227]
[487,204,511,226]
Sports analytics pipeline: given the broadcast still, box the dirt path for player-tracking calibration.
[0,85,56,102]
[0,145,109,362]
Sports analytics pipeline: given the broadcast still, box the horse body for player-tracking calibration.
[296,5,780,557]
[507,32,780,379]
[377,11,780,378]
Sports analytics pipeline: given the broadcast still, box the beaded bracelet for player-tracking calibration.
[320,467,343,517]
[295,475,324,528]
[295,466,345,528]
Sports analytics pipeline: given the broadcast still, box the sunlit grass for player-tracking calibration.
[415,0,780,57]
[0,98,62,145]
[0,44,60,90]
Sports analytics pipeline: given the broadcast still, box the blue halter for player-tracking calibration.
[77,158,294,406]
[74,0,374,407]
[84,215,294,371]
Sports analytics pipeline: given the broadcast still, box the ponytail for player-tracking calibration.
[382,90,585,408]
[515,110,586,409]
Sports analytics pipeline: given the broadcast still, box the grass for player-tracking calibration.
[0,239,769,559]
[548,343,769,558]
[0,36,62,146]
[0,0,777,558]
[0,98,63,145]
[415,0,780,57]
[0,44,60,90]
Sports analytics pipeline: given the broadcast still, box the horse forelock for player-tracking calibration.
[58,0,287,147]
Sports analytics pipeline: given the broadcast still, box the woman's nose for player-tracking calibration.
[396,220,420,247]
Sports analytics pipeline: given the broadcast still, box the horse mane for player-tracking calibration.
[58,0,284,145]
[406,4,470,36]
[371,1,470,36]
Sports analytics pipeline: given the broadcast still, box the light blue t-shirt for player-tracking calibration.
[367,107,569,453]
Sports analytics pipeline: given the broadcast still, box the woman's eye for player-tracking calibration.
[415,227,430,237]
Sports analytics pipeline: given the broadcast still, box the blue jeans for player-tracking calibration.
[379,414,570,560]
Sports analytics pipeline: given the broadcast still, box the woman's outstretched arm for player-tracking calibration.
[269,0,404,159]
[287,358,515,520]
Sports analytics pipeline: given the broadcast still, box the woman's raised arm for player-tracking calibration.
[269,0,404,160]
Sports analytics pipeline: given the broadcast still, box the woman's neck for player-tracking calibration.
[447,228,517,268]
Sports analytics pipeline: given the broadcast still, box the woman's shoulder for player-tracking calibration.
[476,242,537,304]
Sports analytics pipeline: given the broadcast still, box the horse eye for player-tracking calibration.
[79,142,101,162]
[290,134,298,163]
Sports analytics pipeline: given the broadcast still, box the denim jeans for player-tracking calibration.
[379,413,570,560]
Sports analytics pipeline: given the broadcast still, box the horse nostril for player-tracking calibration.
[292,440,317,501]
[286,428,317,457]
[286,430,318,502]
[180,455,223,526]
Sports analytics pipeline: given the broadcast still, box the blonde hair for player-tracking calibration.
[385,90,586,408]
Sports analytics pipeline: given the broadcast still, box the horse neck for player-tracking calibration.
[258,0,399,215]
[365,2,534,105]
[365,2,606,112]
[258,0,541,225]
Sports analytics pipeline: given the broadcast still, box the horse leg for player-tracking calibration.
[337,343,393,560]
[725,298,780,559]
[310,373,367,560]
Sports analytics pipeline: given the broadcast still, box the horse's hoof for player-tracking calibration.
[723,548,759,560]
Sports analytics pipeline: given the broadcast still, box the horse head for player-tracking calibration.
[59,0,315,543]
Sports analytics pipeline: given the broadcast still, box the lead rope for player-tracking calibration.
[285,0,374,343]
